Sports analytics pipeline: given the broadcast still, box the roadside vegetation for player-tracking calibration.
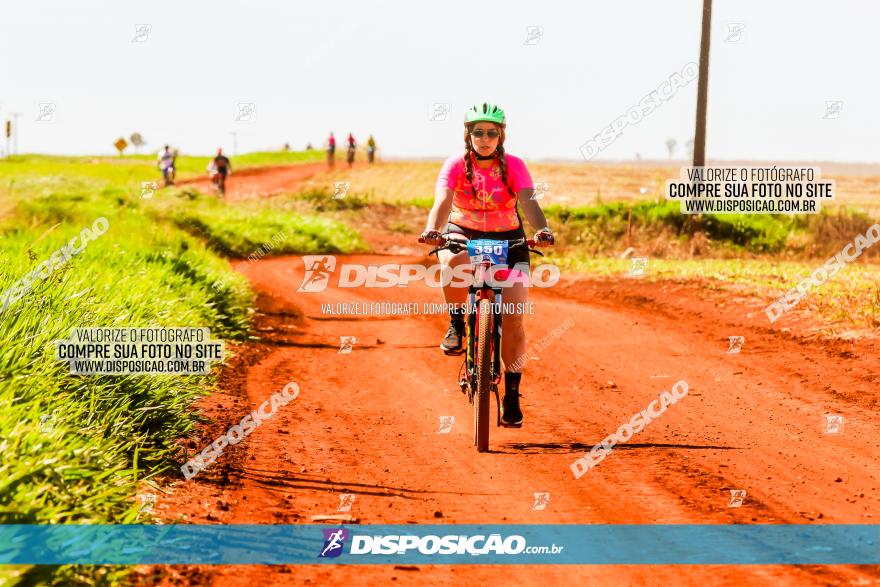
[0,152,350,585]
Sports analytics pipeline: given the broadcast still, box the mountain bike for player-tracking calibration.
[209,169,227,195]
[420,236,543,452]
[161,165,175,187]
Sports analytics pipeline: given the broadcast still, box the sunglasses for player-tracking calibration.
[470,129,500,139]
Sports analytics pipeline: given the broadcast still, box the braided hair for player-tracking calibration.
[462,123,516,200]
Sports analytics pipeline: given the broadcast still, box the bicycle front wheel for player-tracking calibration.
[474,298,492,452]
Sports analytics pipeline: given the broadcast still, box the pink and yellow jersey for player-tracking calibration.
[435,152,533,232]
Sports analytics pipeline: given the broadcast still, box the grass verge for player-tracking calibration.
[0,153,361,585]
[154,188,367,257]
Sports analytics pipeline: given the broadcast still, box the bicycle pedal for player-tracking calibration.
[442,345,466,356]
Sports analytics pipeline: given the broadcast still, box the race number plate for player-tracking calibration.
[467,239,509,265]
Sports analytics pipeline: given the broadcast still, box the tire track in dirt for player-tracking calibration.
[145,247,880,586]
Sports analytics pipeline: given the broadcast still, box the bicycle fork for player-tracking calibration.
[462,265,505,426]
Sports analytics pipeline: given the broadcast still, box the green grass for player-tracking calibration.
[0,212,253,584]
[545,199,793,252]
[544,199,876,256]
[392,196,433,209]
[231,150,325,167]
[154,149,324,177]
[0,150,324,193]
[0,153,362,586]
[295,187,370,212]
[156,189,367,257]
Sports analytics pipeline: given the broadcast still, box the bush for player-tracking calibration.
[545,200,795,254]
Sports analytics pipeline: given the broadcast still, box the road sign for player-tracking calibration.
[114,137,128,155]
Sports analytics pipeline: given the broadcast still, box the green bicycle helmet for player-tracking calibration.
[464,102,506,126]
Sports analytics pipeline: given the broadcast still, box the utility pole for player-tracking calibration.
[692,0,712,166]
[10,112,22,155]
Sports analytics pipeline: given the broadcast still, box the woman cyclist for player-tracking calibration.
[326,132,336,168]
[420,102,554,428]
[367,134,377,164]
[346,132,356,167]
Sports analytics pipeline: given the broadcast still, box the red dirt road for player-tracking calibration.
[177,161,367,201]
[148,236,880,586]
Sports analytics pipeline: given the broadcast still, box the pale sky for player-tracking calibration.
[1,0,877,161]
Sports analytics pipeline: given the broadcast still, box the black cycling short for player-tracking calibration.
[441,222,530,268]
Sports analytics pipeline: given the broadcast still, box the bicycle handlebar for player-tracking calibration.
[418,236,545,257]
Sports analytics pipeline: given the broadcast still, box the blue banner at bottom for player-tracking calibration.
[0,525,877,565]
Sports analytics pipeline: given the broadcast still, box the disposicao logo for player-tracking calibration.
[296,256,560,291]
[298,255,337,293]
[319,528,349,558]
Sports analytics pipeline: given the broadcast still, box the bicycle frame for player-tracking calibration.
[420,234,542,450]
[462,240,508,422]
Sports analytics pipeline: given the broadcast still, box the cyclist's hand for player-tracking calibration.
[534,227,555,248]
[420,229,443,245]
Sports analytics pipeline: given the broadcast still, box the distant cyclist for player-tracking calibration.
[346,132,356,167]
[367,135,376,164]
[158,145,176,186]
[327,132,336,168]
[207,148,231,195]
[420,102,554,428]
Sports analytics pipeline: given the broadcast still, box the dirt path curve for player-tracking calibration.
[148,238,880,586]
[176,161,368,201]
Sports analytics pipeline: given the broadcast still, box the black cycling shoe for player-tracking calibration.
[501,390,523,428]
[440,319,465,355]
[501,372,524,427]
